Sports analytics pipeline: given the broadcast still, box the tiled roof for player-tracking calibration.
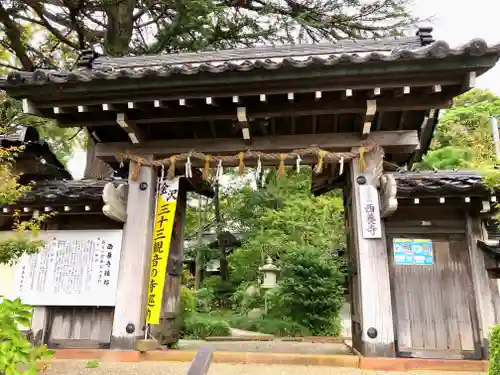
[4,37,500,87]
[4,179,126,206]
[393,171,491,197]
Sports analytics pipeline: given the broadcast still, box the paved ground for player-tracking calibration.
[45,360,485,375]
[178,339,352,354]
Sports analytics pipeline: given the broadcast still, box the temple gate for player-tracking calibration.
[1,27,500,358]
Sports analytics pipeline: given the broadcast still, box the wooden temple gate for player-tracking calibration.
[2,27,500,358]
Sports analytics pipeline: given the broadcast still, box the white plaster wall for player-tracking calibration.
[0,263,16,300]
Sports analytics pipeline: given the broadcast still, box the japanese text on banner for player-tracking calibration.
[146,177,179,325]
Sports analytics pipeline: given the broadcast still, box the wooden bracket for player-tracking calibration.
[102,182,129,222]
[379,174,398,218]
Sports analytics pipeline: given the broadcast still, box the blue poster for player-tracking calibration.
[393,238,433,266]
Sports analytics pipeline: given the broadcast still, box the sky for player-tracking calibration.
[67,0,500,179]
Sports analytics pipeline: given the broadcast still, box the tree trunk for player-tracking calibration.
[104,0,136,56]
[83,130,114,179]
[214,183,228,281]
[194,194,203,289]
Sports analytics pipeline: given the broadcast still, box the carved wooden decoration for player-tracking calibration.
[102,183,129,222]
[379,174,398,218]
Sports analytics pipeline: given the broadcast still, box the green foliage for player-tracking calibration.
[0,0,419,72]
[417,89,500,170]
[180,287,196,318]
[230,282,262,314]
[194,288,216,313]
[490,325,500,375]
[227,315,310,337]
[228,168,345,285]
[181,313,231,339]
[0,297,55,375]
[268,246,345,336]
[86,360,100,369]
[201,276,236,309]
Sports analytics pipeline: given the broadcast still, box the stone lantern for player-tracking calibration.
[259,257,280,289]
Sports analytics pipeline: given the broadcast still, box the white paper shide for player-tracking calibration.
[11,230,122,306]
[358,185,382,239]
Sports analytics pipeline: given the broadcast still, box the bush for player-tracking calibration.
[228,315,310,337]
[201,276,236,309]
[195,287,216,313]
[490,325,500,375]
[180,286,196,318]
[0,297,55,375]
[268,245,345,336]
[230,282,262,313]
[181,313,231,339]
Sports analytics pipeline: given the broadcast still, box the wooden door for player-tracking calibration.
[388,234,481,359]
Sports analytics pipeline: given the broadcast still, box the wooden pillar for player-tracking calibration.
[111,160,156,349]
[347,148,395,357]
[466,213,497,358]
[151,178,187,345]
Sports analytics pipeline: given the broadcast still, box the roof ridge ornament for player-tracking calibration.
[416,26,434,46]
[77,48,100,69]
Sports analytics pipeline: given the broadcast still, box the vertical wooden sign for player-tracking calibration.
[358,184,382,239]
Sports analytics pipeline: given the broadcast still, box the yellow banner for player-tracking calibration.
[146,177,179,325]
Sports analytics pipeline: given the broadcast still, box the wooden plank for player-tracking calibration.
[111,159,157,349]
[187,348,213,375]
[388,236,412,350]
[440,241,463,350]
[95,130,419,162]
[451,238,475,351]
[466,213,496,356]
[348,148,395,357]
[54,96,453,127]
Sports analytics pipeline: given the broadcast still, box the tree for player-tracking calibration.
[0,0,420,177]
[417,89,500,170]
[224,168,345,285]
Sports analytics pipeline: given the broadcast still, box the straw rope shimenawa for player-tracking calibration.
[118,142,383,181]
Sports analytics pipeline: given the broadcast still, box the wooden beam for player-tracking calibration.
[22,98,41,116]
[361,100,377,139]
[55,96,453,127]
[95,130,419,162]
[237,107,251,144]
[394,86,411,97]
[463,71,476,90]
[116,112,144,144]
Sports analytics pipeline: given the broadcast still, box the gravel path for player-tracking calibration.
[45,359,485,375]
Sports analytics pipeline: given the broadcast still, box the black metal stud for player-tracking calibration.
[125,323,135,334]
[367,327,378,339]
[139,182,148,191]
[356,176,367,185]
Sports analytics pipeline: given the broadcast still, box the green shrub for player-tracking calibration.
[180,287,196,318]
[490,325,500,375]
[268,245,345,336]
[230,282,262,313]
[201,276,236,309]
[195,287,216,313]
[181,313,231,339]
[228,315,310,337]
[0,297,55,375]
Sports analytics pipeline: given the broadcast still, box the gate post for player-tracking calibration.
[111,160,156,349]
[346,147,395,357]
